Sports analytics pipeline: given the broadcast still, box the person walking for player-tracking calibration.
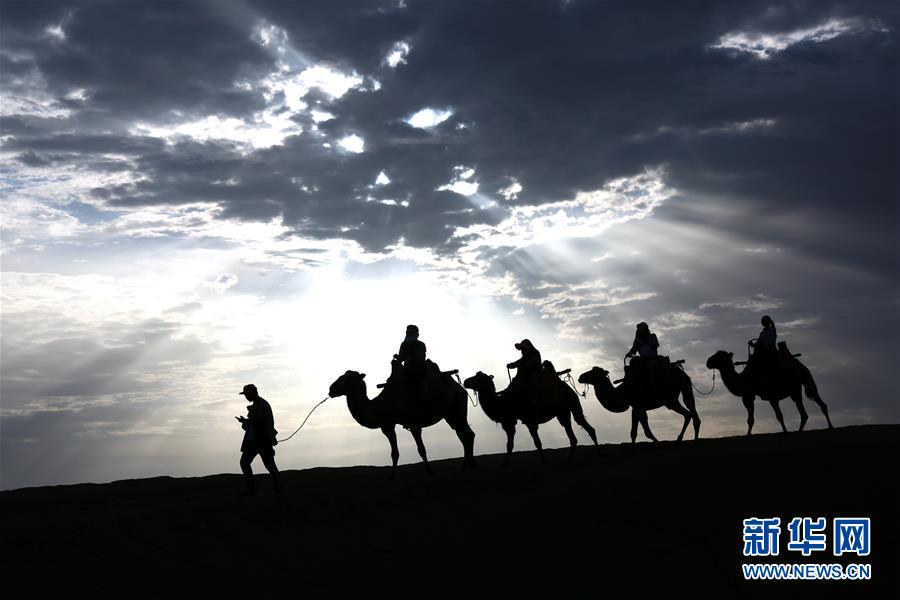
[236,384,280,496]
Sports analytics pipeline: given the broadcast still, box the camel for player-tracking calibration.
[578,361,700,443]
[328,364,478,477]
[705,350,834,435]
[462,370,598,465]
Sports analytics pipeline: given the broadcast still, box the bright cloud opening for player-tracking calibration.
[437,166,479,196]
[45,24,66,42]
[710,17,883,59]
[384,41,411,67]
[406,107,453,129]
[338,134,365,154]
[454,169,673,250]
[499,180,523,201]
[310,110,335,123]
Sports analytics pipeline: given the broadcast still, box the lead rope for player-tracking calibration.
[564,373,588,398]
[506,367,512,384]
[276,396,330,443]
[689,370,716,396]
[454,373,478,407]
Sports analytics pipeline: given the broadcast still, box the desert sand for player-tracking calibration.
[2,424,897,598]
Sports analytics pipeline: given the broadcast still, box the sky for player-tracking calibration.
[1,0,897,490]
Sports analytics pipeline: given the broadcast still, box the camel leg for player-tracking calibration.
[802,377,834,430]
[409,427,433,475]
[502,421,516,467]
[445,408,478,470]
[638,410,658,442]
[806,389,834,430]
[791,392,809,432]
[743,396,755,435]
[526,423,545,461]
[680,385,700,440]
[452,423,478,471]
[668,400,692,442]
[556,412,578,459]
[381,425,400,479]
[630,409,639,443]
[569,402,599,447]
[770,401,788,433]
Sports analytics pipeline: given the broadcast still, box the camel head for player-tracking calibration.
[463,371,495,394]
[329,370,366,398]
[578,366,609,385]
[705,351,734,371]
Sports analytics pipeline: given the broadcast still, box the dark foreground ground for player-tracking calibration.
[2,425,897,598]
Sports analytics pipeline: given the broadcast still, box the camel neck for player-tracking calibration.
[591,377,631,413]
[476,382,505,422]
[718,362,745,397]
[346,385,381,429]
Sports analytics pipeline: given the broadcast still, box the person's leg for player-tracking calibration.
[240,450,258,493]
[260,449,280,493]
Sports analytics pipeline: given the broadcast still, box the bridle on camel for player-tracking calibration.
[453,373,479,407]
[563,372,589,398]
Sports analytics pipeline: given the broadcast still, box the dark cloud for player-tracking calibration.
[3,0,895,265]
[1,1,274,122]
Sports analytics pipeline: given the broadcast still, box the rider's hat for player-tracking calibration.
[514,339,533,350]
[239,384,257,396]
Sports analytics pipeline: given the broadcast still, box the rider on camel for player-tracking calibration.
[625,322,660,390]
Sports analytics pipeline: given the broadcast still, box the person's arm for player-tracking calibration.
[626,337,639,357]
[651,334,659,350]
[507,356,523,369]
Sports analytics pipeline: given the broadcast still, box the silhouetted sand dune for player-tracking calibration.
[2,425,897,598]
